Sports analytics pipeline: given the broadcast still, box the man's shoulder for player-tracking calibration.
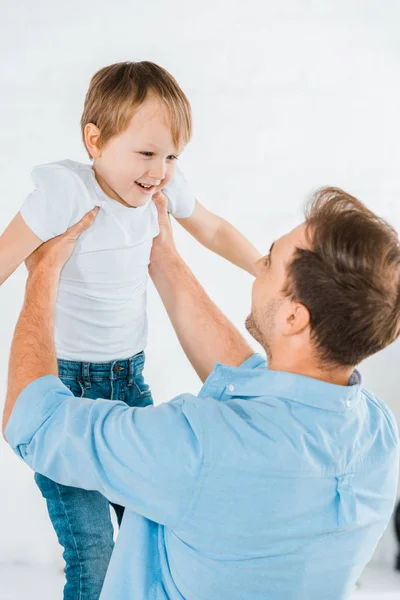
[362,387,399,448]
[168,392,217,412]
[167,392,230,426]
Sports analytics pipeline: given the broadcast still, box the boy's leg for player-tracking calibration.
[34,473,114,600]
[33,354,153,597]
[33,361,116,600]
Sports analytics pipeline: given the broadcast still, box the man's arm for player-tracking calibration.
[2,208,98,435]
[2,205,203,528]
[150,194,254,382]
[2,267,58,432]
[5,378,203,528]
[176,200,262,276]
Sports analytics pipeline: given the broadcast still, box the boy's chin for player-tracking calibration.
[123,194,152,208]
[133,196,152,207]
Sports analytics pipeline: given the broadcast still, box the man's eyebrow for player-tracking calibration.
[269,242,275,262]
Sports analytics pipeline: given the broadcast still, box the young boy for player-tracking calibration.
[0,61,261,599]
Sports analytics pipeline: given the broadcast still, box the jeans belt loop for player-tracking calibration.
[81,362,91,389]
[127,357,135,387]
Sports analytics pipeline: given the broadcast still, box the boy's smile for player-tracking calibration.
[87,95,181,208]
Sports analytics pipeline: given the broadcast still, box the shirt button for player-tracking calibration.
[346,400,351,408]
[228,384,235,392]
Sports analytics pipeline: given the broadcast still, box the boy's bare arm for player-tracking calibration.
[150,195,253,382]
[0,213,43,285]
[176,200,262,276]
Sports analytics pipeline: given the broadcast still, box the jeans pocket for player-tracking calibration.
[61,378,86,398]
[133,372,151,397]
[130,369,152,407]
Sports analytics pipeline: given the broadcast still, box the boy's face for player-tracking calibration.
[90,95,181,208]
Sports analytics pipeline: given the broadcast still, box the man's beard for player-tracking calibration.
[245,313,273,362]
[245,300,281,363]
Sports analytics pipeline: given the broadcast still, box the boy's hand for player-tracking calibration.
[25,207,100,277]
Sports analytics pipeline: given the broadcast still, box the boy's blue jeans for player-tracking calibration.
[34,351,153,600]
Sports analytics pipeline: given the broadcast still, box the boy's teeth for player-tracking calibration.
[137,182,152,188]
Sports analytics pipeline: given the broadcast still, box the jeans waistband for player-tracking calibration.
[57,351,145,388]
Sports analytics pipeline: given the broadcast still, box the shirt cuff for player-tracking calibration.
[5,375,70,456]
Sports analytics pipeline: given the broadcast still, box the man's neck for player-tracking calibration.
[267,354,355,387]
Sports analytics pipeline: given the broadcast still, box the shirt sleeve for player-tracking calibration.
[162,166,196,218]
[20,162,94,242]
[5,376,204,528]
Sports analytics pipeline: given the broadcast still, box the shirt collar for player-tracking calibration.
[208,354,362,413]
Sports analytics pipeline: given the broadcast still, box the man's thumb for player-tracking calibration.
[152,192,170,220]
[153,191,168,209]
[70,207,100,237]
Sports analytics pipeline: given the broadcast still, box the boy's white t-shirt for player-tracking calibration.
[20,160,195,362]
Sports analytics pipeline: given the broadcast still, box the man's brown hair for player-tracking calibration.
[81,61,192,158]
[284,187,400,367]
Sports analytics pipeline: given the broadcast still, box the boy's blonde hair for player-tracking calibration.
[81,61,192,158]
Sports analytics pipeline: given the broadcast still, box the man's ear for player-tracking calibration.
[284,301,310,336]
[84,123,102,159]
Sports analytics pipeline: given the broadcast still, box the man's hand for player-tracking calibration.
[150,192,178,267]
[25,207,100,277]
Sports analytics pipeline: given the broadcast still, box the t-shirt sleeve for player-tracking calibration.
[20,163,92,242]
[162,166,196,218]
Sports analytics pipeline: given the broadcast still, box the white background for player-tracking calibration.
[0,0,399,579]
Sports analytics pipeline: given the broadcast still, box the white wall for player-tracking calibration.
[1,0,399,568]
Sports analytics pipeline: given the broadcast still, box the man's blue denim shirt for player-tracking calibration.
[6,354,399,600]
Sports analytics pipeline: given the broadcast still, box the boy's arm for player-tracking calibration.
[176,200,262,276]
[0,213,43,285]
[1,162,90,287]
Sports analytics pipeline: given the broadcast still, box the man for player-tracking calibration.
[3,187,400,600]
